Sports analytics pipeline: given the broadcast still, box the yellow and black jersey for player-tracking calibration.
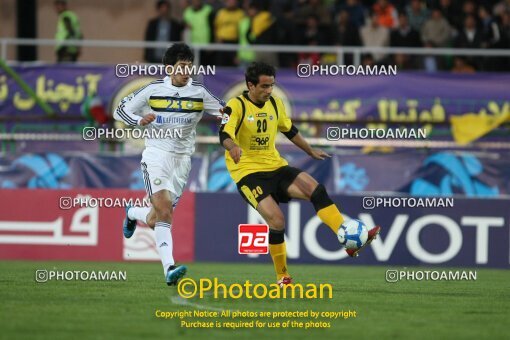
[220,92,294,183]
[214,8,245,41]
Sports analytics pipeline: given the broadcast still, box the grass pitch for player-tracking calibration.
[0,261,507,340]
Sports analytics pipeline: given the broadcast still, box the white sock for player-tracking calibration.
[128,206,151,224]
[154,221,174,275]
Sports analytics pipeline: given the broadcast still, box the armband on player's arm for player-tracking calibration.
[282,124,299,140]
[219,129,233,147]
[219,105,237,149]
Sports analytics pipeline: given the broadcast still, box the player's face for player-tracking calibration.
[170,60,192,87]
[249,75,274,104]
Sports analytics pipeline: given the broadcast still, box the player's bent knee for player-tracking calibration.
[158,211,173,223]
[294,172,318,198]
[267,214,285,230]
[310,184,334,212]
[153,206,173,223]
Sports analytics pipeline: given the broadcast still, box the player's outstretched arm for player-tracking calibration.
[277,98,329,160]
[289,132,331,160]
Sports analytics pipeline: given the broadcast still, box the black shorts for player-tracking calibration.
[236,166,302,209]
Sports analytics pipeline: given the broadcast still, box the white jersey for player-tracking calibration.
[113,77,224,155]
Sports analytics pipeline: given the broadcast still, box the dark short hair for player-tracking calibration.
[162,43,194,65]
[156,0,169,10]
[245,62,275,87]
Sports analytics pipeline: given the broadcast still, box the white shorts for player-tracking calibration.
[140,147,191,207]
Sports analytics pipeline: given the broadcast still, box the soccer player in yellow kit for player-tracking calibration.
[219,62,381,286]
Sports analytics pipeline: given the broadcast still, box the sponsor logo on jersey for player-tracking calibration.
[221,113,230,125]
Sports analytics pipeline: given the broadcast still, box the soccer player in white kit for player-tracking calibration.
[113,43,224,285]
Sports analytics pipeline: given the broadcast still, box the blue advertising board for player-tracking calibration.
[195,193,509,268]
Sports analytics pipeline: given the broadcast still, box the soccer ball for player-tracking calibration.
[337,219,368,250]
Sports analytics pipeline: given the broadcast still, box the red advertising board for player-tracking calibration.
[0,189,195,262]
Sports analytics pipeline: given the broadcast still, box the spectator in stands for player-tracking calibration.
[458,0,478,30]
[275,3,298,67]
[334,9,361,47]
[361,53,376,66]
[214,0,244,66]
[296,14,330,66]
[297,39,322,66]
[332,10,360,65]
[300,14,330,46]
[499,12,510,70]
[421,8,452,47]
[391,12,422,47]
[208,0,226,12]
[493,0,510,17]
[54,0,82,62]
[360,12,390,63]
[451,56,476,73]
[336,0,366,29]
[479,5,506,71]
[454,15,484,49]
[479,6,502,48]
[372,0,398,28]
[421,8,452,72]
[501,10,510,43]
[295,0,332,27]
[406,0,430,32]
[183,0,214,64]
[388,0,408,11]
[168,0,186,23]
[247,1,274,45]
[454,14,484,69]
[390,12,422,69]
[393,53,414,69]
[236,2,256,68]
[435,0,460,27]
[247,1,277,65]
[144,1,183,63]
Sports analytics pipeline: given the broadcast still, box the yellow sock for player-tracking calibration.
[269,242,289,280]
[317,204,345,234]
